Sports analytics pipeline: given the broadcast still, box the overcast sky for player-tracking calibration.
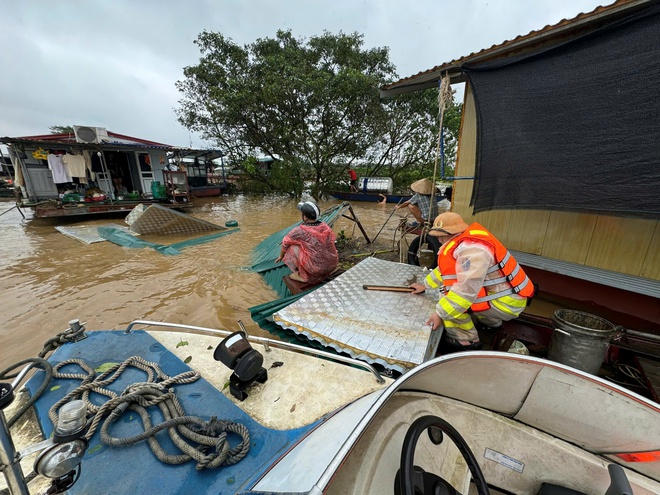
[1,0,608,149]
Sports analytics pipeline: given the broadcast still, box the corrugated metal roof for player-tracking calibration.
[381,0,655,96]
[4,130,173,147]
[1,136,176,151]
[1,133,225,157]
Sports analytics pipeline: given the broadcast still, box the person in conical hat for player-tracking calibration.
[409,211,536,354]
[394,178,437,226]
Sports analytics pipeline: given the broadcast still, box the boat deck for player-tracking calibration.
[21,328,389,494]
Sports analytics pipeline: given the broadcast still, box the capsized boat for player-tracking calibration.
[1,319,659,495]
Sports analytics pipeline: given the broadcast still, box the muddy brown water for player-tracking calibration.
[0,196,404,371]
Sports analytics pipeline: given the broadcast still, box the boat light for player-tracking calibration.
[34,440,87,479]
[214,331,268,401]
[34,400,89,482]
[54,400,88,443]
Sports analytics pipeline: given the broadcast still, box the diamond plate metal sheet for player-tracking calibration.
[273,257,442,374]
[129,204,226,235]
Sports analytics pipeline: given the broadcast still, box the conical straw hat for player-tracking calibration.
[410,178,434,195]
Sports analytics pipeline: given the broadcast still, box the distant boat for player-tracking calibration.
[329,191,410,203]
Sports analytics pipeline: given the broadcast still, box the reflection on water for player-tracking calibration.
[0,195,402,370]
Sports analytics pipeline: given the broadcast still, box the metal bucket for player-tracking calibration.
[547,309,617,375]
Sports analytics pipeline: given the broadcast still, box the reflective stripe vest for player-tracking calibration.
[438,222,535,312]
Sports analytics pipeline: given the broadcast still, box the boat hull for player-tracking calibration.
[329,191,410,203]
[24,330,319,495]
[31,201,193,218]
[190,185,225,197]
[5,324,660,495]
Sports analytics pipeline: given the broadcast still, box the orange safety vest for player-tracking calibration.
[438,222,535,312]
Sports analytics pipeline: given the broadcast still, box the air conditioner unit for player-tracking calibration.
[73,126,110,144]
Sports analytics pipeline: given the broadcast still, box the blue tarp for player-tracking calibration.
[97,226,239,255]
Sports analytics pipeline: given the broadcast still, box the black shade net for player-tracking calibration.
[465,3,660,218]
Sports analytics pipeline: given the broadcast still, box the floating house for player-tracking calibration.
[1,126,225,217]
[380,0,660,332]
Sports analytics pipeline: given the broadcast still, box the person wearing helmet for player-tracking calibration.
[409,211,535,353]
[275,201,339,283]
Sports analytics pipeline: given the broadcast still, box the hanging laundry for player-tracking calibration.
[47,153,72,184]
[82,150,95,180]
[62,153,88,184]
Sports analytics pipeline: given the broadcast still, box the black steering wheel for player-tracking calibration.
[398,415,490,495]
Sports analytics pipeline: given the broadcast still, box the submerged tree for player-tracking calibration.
[176,30,460,198]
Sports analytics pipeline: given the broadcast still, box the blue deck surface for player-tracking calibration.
[26,330,316,494]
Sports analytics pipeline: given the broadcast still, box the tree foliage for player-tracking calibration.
[176,30,461,197]
[49,125,74,134]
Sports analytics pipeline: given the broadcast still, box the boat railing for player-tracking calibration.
[124,319,386,384]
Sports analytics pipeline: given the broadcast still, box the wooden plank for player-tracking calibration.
[475,210,510,240]
[585,216,655,275]
[640,221,660,280]
[540,211,597,264]
[503,210,549,255]
[453,85,476,219]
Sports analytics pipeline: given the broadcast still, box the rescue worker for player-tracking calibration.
[409,212,535,353]
[275,201,338,283]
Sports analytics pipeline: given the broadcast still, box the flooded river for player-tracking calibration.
[0,195,400,371]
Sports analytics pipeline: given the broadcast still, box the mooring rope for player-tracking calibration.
[38,323,88,358]
[4,325,251,480]
[48,356,251,469]
[410,72,456,264]
[0,357,53,428]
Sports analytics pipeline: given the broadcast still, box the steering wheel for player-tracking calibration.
[398,415,490,495]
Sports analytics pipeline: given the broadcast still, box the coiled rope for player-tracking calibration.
[3,326,251,477]
[38,322,87,358]
[48,355,250,469]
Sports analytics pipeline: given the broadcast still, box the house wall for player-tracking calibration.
[452,84,659,282]
[13,147,58,199]
[14,145,172,200]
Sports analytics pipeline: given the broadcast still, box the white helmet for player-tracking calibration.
[297,201,320,221]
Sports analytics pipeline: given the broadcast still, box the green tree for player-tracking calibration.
[176,30,461,198]
[49,125,74,134]
[364,89,461,190]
